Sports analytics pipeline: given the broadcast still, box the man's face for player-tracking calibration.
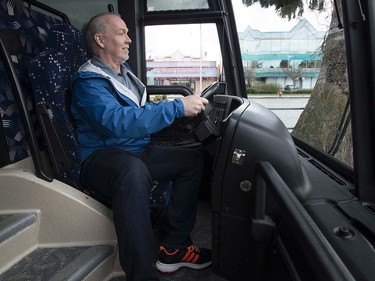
[100,15,132,64]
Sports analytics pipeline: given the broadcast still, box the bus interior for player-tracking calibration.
[0,0,375,280]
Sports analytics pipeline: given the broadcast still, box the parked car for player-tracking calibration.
[285,84,298,90]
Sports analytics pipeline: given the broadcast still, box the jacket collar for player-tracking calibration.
[78,60,147,107]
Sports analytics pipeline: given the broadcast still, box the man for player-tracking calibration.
[71,12,210,281]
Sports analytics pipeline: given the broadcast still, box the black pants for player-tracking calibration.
[80,145,204,281]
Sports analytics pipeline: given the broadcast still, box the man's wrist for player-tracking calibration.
[174,99,185,118]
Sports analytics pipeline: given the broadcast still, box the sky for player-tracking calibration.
[232,0,332,32]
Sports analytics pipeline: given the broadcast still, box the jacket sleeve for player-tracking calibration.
[72,77,185,138]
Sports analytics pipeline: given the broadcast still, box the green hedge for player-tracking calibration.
[246,82,313,95]
[247,82,280,94]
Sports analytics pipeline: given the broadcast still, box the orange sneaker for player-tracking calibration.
[156,245,211,273]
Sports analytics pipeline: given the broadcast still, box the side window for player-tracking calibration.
[145,24,222,100]
[233,1,352,167]
[37,0,118,30]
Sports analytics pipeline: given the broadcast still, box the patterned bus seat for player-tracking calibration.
[0,0,61,164]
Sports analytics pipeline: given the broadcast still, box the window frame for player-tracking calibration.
[119,0,247,99]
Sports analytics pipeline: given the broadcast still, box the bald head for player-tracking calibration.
[84,12,121,56]
[84,13,132,71]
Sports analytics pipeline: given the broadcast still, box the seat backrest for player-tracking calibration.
[0,0,63,164]
[28,23,87,186]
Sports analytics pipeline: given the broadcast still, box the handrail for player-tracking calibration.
[328,98,351,156]
[255,161,355,281]
[147,85,194,97]
[0,35,52,182]
[0,115,9,168]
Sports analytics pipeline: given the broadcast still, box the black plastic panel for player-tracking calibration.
[211,98,307,279]
[210,97,364,280]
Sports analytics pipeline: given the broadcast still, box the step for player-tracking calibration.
[0,212,39,273]
[0,213,36,243]
[0,244,114,280]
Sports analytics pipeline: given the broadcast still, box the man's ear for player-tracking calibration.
[94,34,105,48]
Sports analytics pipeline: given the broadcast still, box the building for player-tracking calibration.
[238,19,326,89]
[146,50,219,95]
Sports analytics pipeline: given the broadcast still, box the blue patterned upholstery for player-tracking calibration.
[28,23,87,184]
[0,0,62,163]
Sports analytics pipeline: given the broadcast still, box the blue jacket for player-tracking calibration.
[71,60,185,162]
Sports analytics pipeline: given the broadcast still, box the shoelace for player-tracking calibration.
[186,245,200,253]
[160,245,201,255]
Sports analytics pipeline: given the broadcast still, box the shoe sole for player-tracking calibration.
[155,260,212,273]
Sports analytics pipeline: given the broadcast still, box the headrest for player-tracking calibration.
[45,23,87,68]
[46,23,86,53]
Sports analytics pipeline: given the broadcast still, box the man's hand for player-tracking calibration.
[181,95,209,117]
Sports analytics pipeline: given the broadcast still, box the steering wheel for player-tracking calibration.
[176,82,225,133]
[201,81,222,99]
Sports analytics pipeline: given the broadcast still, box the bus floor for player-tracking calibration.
[112,200,228,281]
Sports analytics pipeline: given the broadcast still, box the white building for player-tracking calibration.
[238,19,326,89]
[147,50,219,95]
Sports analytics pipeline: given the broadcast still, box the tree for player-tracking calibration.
[242,0,326,20]
[282,64,304,87]
[244,67,255,87]
[293,0,352,166]
[280,59,304,87]
[244,61,259,86]
[299,60,321,68]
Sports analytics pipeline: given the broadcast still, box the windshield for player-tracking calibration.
[232,0,352,167]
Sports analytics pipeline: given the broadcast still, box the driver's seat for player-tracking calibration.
[28,23,172,208]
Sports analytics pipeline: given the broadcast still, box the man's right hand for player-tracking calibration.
[180,95,209,117]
